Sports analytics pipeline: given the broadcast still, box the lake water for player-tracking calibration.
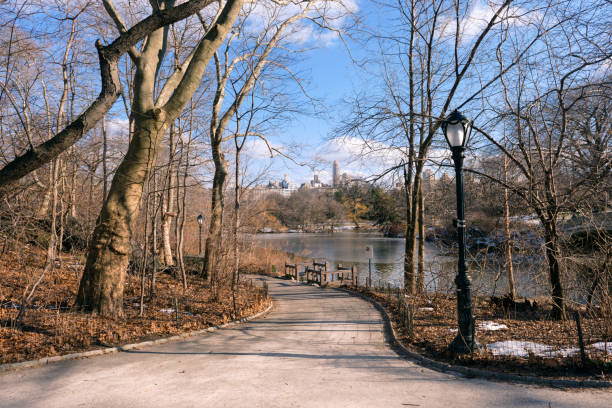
[252,232,453,290]
[251,232,550,297]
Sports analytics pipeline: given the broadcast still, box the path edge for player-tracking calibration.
[337,287,612,389]
[0,301,273,373]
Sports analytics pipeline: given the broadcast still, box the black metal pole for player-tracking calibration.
[449,146,478,353]
[368,258,372,288]
[198,224,203,256]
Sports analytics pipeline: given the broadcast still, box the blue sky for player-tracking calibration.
[244,0,378,186]
[100,1,375,186]
[264,45,362,184]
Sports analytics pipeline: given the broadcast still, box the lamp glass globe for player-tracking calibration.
[446,122,464,147]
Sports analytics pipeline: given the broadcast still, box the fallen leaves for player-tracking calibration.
[1,248,270,364]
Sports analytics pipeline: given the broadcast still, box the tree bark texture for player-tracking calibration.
[404,167,423,294]
[200,3,301,283]
[76,0,244,316]
[76,114,167,315]
[503,156,516,299]
[0,0,218,197]
[202,144,228,283]
[416,182,425,293]
[543,222,565,319]
[161,126,176,266]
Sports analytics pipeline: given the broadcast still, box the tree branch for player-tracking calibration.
[0,0,218,197]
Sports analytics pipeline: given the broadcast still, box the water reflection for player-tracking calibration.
[251,232,442,289]
[251,232,549,298]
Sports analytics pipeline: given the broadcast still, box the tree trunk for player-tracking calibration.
[161,185,175,267]
[202,141,227,284]
[38,182,52,218]
[543,222,565,319]
[139,182,150,316]
[75,0,243,317]
[150,172,159,297]
[161,125,176,266]
[76,113,167,316]
[403,1,417,294]
[176,133,190,291]
[69,150,78,218]
[102,114,109,199]
[416,182,425,293]
[404,168,423,294]
[231,143,241,316]
[403,165,415,293]
[503,156,516,299]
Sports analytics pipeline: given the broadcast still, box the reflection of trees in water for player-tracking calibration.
[253,234,555,297]
[374,263,394,279]
[466,252,548,298]
[422,250,550,298]
[296,249,313,257]
[425,257,455,294]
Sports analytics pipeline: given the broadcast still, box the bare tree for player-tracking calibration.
[200,0,350,283]
[340,0,543,293]
[0,0,227,197]
[76,0,244,316]
[475,3,611,316]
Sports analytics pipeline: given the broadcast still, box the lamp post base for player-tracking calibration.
[449,333,480,354]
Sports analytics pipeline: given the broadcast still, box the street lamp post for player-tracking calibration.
[197,214,204,256]
[442,109,478,354]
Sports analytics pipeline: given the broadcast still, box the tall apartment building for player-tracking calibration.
[332,160,340,187]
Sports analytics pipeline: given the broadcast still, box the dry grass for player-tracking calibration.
[239,245,310,277]
[0,246,270,365]
[361,288,611,380]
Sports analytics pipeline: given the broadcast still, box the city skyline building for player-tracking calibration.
[332,160,340,187]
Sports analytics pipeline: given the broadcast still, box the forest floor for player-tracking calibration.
[0,246,270,365]
[357,287,611,381]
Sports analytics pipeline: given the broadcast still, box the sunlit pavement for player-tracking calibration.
[0,276,609,407]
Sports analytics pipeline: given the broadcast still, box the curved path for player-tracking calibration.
[1,277,609,407]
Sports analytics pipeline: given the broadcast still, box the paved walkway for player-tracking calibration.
[0,277,609,407]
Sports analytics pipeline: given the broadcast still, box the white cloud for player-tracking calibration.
[105,118,130,140]
[241,136,454,185]
[243,137,276,159]
[314,136,406,180]
[438,1,536,40]
[242,0,357,47]
[316,169,331,184]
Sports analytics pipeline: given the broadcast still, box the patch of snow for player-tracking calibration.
[478,321,508,331]
[159,308,176,314]
[133,303,146,308]
[550,347,581,357]
[591,342,610,354]
[419,307,434,312]
[450,328,458,333]
[486,340,551,357]
[487,341,610,358]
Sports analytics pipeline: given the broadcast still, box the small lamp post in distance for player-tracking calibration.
[197,214,204,256]
[442,109,479,354]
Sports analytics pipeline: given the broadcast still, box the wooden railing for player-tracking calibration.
[285,260,357,287]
